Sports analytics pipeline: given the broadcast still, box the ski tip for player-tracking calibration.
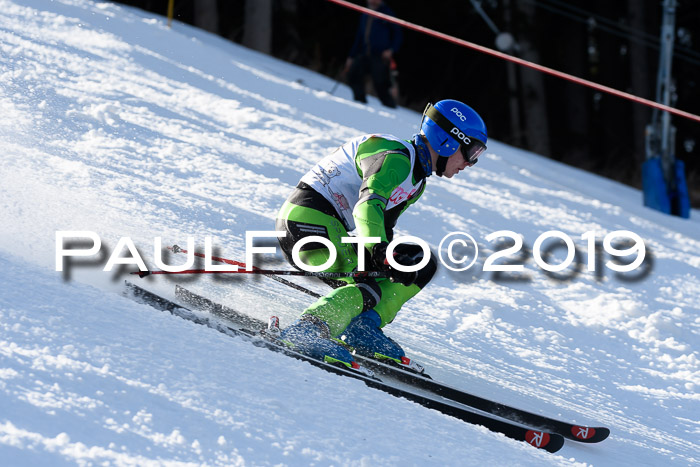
[131,270,151,278]
[547,433,566,453]
[525,430,565,453]
[570,426,610,443]
[596,427,611,441]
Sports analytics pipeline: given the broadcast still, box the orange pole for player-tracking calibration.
[167,0,174,28]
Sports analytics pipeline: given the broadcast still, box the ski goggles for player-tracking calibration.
[423,103,487,164]
[460,138,486,165]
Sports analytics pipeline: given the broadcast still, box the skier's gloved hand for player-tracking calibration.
[370,242,419,287]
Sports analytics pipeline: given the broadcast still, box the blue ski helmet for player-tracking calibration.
[420,99,487,164]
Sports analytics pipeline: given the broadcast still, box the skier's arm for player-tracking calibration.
[353,151,411,248]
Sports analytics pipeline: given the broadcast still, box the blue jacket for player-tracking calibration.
[348,4,403,57]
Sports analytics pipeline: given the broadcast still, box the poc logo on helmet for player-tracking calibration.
[450,127,472,144]
[451,107,467,121]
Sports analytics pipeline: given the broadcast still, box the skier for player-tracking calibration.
[275,99,487,370]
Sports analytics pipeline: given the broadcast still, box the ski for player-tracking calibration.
[124,281,565,453]
[352,355,609,443]
[172,285,610,444]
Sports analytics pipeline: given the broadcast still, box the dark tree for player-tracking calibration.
[243,0,273,54]
[193,0,218,34]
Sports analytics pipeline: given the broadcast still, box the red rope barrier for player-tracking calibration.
[327,0,700,124]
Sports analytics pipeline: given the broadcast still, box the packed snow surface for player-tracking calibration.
[1,0,699,465]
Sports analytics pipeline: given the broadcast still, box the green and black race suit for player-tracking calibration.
[275,134,436,336]
[300,133,427,243]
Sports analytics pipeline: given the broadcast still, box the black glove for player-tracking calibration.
[370,242,419,287]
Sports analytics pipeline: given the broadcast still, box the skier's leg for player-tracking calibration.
[276,200,357,277]
[347,55,369,103]
[339,309,405,359]
[369,54,396,108]
[341,247,437,358]
[276,196,381,365]
[279,315,357,367]
[301,280,381,337]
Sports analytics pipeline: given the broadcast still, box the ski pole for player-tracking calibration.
[329,66,347,95]
[329,79,341,95]
[131,268,388,279]
[168,245,322,298]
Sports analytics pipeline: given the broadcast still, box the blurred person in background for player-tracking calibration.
[344,0,402,108]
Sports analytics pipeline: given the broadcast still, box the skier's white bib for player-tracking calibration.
[301,134,421,231]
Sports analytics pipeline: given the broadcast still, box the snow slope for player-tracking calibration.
[1,0,699,465]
